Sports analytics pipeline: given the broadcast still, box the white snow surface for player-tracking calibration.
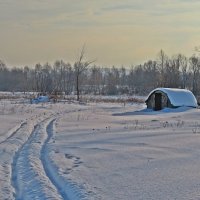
[146,88,198,107]
[1,98,200,199]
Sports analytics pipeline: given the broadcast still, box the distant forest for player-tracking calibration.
[1,50,200,97]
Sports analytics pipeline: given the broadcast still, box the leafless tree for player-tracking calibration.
[157,49,168,86]
[177,54,188,88]
[189,56,200,95]
[2,49,200,97]
[23,66,30,93]
[74,46,95,101]
[88,65,103,95]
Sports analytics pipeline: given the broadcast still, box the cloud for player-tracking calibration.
[1,0,199,29]
[0,0,200,66]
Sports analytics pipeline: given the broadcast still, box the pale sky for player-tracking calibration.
[0,0,200,67]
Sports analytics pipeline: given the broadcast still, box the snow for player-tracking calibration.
[31,96,49,104]
[146,88,198,107]
[0,97,200,199]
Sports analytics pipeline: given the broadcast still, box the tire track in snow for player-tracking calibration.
[41,119,70,199]
[11,118,63,200]
[41,117,87,200]
[11,108,86,200]
[0,120,33,200]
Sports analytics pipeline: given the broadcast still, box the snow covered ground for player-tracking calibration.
[1,98,200,199]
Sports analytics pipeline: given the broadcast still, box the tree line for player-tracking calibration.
[1,49,200,98]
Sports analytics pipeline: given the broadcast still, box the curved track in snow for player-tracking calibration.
[41,119,85,200]
[40,119,70,199]
[0,108,86,200]
[11,118,65,200]
[0,119,34,200]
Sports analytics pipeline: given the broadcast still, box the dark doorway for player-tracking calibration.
[155,93,162,111]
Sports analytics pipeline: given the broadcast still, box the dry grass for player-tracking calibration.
[63,95,145,104]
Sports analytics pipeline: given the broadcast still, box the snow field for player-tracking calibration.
[52,104,200,199]
[0,100,91,200]
[1,99,200,199]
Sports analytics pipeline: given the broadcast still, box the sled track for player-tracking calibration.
[11,118,64,200]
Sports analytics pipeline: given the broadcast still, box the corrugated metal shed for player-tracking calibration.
[145,88,197,110]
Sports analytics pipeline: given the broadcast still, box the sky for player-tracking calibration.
[0,0,200,67]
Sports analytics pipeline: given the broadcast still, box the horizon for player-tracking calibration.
[0,0,200,67]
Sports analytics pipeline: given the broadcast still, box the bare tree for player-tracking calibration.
[52,60,62,94]
[0,60,8,90]
[177,54,188,89]
[164,57,180,88]
[189,56,200,95]
[88,65,103,95]
[143,60,159,90]
[41,63,52,93]
[23,66,30,93]
[157,49,168,87]
[61,62,73,95]
[34,63,42,93]
[74,46,95,101]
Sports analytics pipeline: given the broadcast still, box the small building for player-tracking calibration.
[145,88,197,111]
